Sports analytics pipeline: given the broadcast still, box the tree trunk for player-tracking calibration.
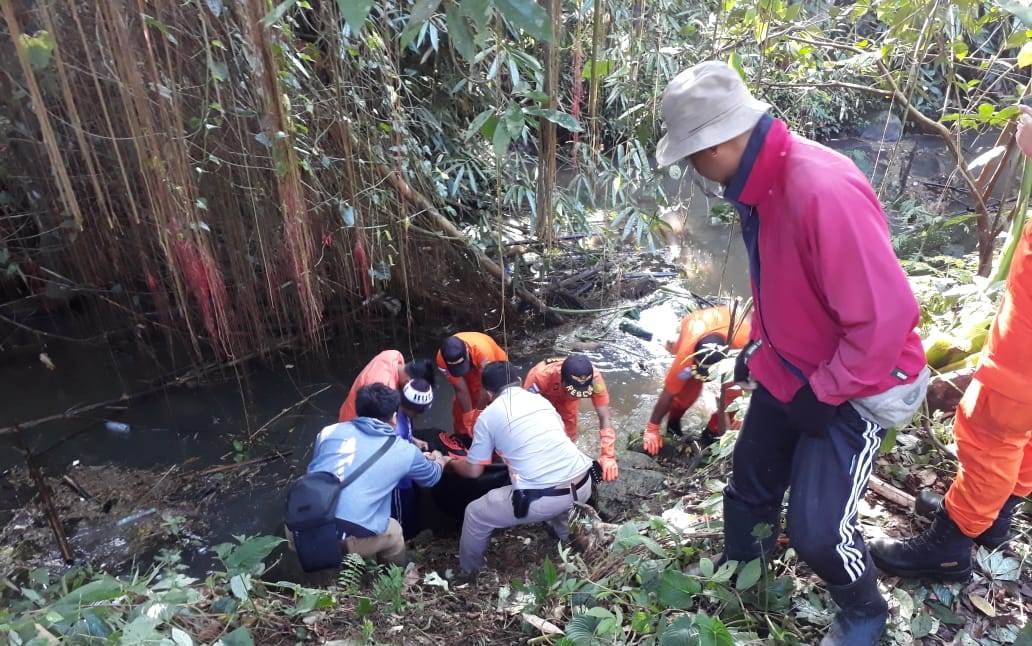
[535,0,562,247]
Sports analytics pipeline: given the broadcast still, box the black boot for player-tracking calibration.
[976,495,1025,549]
[666,416,684,437]
[868,505,973,581]
[821,560,888,646]
[698,428,721,447]
[721,494,780,563]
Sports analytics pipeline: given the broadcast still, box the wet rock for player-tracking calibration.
[593,451,665,522]
[861,110,903,143]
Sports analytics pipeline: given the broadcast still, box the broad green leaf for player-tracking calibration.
[262,0,299,27]
[54,577,126,612]
[656,569,701,609]
[216,627,255,646]
[925,601,965,625]
[460,0,492,29]
[525,108,582,132]
[735,558,762,591]
[693,613,734,646]
[565,614,602,645]
[446,3,476,61]
[1019,42,1032,68]
[892,588,914,620]
[121,617,162,645]
[230,574,250,600]
[711,560,736,584]
[504,105,524,138]
[337,0,374,33]
[400,0,443,50]
[728,51,746,81]
[466,109,495,140]
[494,0,551,42]
[172,627,194,646]
[658,615,695,646]
[698,557,714,578]
[581,59,612,80]
[217,535,284,577]
[911,613,936,638]
[18,31,55,71]
[1000,0,1032,26]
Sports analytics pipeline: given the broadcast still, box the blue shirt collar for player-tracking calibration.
[724,113,773,204]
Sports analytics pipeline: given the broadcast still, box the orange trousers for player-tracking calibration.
[943,378,1032,537]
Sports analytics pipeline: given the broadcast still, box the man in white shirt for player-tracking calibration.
[446,361,595,574]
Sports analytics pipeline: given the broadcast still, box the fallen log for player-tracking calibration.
[868,475,915,510]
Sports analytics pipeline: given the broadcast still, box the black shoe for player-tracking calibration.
[720,493,780,564]
[698,428,721,447]
[821,560,888,646]
[868,505,973,581]
[976,495,1024,550]
[666,416,684,437]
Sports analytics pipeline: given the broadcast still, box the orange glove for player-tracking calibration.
[643,421,662,456]
[598,427,619,481]
[460,408,480,436]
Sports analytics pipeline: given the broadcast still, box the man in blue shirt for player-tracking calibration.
[307,383,446,563]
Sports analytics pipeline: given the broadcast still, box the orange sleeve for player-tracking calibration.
[664,349,697,393]
[524,362,544,392]
[590,371,611,407]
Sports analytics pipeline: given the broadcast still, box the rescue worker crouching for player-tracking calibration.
[446,361,595,576]
[643,305,750,455]
[305,384,448,564]
[436,332,508,450]
[338,348,436,443]
[524,354,619,481]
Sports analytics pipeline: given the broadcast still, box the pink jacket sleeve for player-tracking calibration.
[803,176,920,405]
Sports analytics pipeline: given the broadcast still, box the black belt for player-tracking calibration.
[536,471,591,497]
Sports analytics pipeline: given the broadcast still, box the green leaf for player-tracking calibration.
[216,627,255,646]
[1019,42,1032,68]
[504,106,524,138]
[446,3,476,60]
[525,108,582,132]
[693,613,734,646]
[337,0,374,33]
[217,535,284,577]
[492,121,512,158]
[172,627,194,646]
[53,577,126,612]
[658,615,696,646]
[121,616,162,645]
[977,103,996,122]
[262,0,299,27]
[728,51,746,80]
[466,109,495,140]
[581,59,612,80]
[230,574,249,600]
[656,569,701,609]
[400,0,443,50]
[1000,0,1032,26]
[494,0,551,42]
[911,613,936,638]
[711,560,736,584]
[925,601,965,625]
[698,557,714,578]
[565,614,602,645]
[735,558,762,591]
[18,31,55,71]
[460,0,492,29]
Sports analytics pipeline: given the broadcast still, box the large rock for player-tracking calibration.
[593,451,666,521]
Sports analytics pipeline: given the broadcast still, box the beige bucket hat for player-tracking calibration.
[655,61,770,167]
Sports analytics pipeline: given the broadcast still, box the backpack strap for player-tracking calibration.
[338,435,397,489]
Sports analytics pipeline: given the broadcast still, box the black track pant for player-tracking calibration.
[725,385,885,585]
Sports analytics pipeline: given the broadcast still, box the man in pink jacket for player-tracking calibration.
[656,62,926,646]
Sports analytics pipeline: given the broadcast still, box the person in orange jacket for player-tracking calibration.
[643,305,751,455]
[436,332,509,441]
[524,355,620,481]
[869,106,1032,580]
[338,349,436,437]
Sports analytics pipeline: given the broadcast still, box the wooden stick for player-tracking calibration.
[18,429,74,563]
[868,475,915,510]
[249,385,333,441]
[182,452,292,479]
[522,613,564,636]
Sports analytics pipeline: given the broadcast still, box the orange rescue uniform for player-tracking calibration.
[338,350,405,422]
[524,358,610,440]
[945,220,1032,537]
[435,332,508,436]
[665,306,751,429]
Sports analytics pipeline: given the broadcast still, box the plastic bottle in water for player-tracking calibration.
[618,320,653,341]
[104,421,130,434]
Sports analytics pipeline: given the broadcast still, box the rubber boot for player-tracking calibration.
[868,505,973,581]
[975,495,1025,550]
[720,494,780,564]
[666,416,684,437]
[821,558,888,646]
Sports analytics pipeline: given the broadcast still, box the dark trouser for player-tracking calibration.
[726,385,884,586]
[391,484,421,540]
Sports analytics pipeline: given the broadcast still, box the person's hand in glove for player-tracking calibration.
[598,426,620,481]
[788,384,837,438]
[643,421,663,456]
[734,340,761,389]
[460,408,480,436]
